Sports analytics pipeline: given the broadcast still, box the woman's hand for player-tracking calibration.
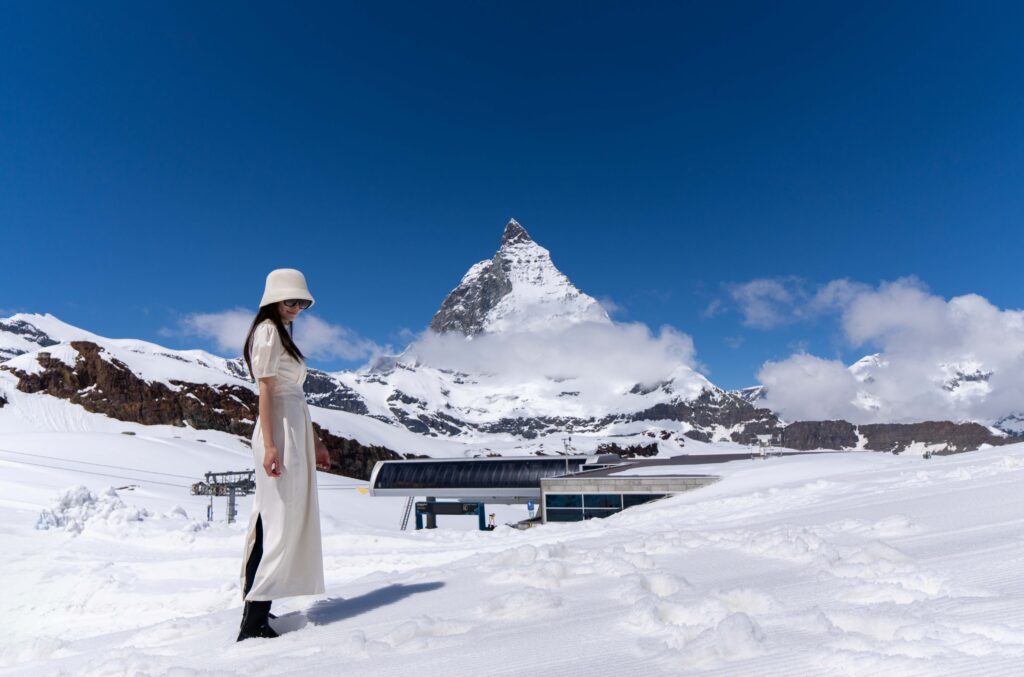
[263,445,282,477]
[315,439,331,471]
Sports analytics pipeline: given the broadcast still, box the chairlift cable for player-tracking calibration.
[0,457,191,488]
[0,448,364,492]
[0,448,197,479]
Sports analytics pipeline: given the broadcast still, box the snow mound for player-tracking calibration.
[35,485,151,534]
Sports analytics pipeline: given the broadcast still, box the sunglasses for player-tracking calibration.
[282,299,312,310]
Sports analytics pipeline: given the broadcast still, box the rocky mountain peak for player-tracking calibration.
[501,218,532,247]
[429,218,609,336]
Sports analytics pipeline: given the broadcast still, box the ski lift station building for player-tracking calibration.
[368,454,721,527]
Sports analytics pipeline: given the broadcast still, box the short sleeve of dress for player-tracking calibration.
[250,321,283,379]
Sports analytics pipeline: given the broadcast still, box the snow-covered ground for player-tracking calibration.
[2,427,1023,675]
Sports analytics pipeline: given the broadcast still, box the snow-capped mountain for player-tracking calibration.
[0,220,1016,457]
[325,220,764,443]
[430,219,610,335]
[0,316,62,361]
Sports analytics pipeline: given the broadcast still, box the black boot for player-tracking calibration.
[237,601,278,641]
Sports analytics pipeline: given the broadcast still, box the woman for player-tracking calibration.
[237,268,332,641]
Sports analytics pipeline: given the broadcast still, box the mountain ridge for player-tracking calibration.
[1,219,1018,458]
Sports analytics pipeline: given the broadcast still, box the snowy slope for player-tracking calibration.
[1,312,248,386]
[2,428,1023,675]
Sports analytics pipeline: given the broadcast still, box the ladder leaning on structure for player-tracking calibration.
[400,496,415,530]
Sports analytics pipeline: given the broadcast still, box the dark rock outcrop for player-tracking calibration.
[859,421,1004,453]
[500,219,532,246]
[942,368,993,393]
[313,422,402,479]
[631,388,781,444]
[388,406,464,436]
[596,442,659,457]
[304,369,369,414]
[780,420,858,451]
[429,224,517,335]
[478,414,610,439]
[224,358,251,381]
[776,419,1010,453]
[631,389,773,429]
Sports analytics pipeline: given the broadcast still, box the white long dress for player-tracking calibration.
[240,319,325,601]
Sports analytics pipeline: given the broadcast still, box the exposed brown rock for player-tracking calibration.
[312,422,402,479]
[859,421,1006,453]
[683,429,712,442]
[780,420,858,450]
[777,419,1011,453]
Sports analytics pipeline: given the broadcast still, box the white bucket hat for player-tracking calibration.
[259,268,315,308]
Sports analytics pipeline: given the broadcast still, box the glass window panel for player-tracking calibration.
[546,508,584,522]
[545,494,583,508]
[622,494,667,508]
[583,508,621,520]
[583,494,622,509]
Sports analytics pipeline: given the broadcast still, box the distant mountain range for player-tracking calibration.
[0,219,1016,476]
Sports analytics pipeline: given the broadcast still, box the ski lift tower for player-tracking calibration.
[561,420,577,454]
[562,426,577,475]
[190,470,256,524]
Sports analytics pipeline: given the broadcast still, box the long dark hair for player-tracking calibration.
[243,304,305,380]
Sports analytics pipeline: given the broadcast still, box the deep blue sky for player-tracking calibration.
[2,2,1022,388]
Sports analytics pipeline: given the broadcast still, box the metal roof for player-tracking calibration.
[368,455,602,501]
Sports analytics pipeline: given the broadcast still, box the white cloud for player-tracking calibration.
[722,277,870,328]
[840,277,950,350]
[758,279,1024,424]
[596,296,624,317]
[294,314,385,362]
[175,309,384,363]
[727,277,806,328]
[809,278,871,314]
[403,321,704,392]
[758,354,861,421]
[702,298,724,318]
[176,308,254,356]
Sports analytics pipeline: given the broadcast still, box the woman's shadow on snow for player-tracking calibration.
[303,582,446,626]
